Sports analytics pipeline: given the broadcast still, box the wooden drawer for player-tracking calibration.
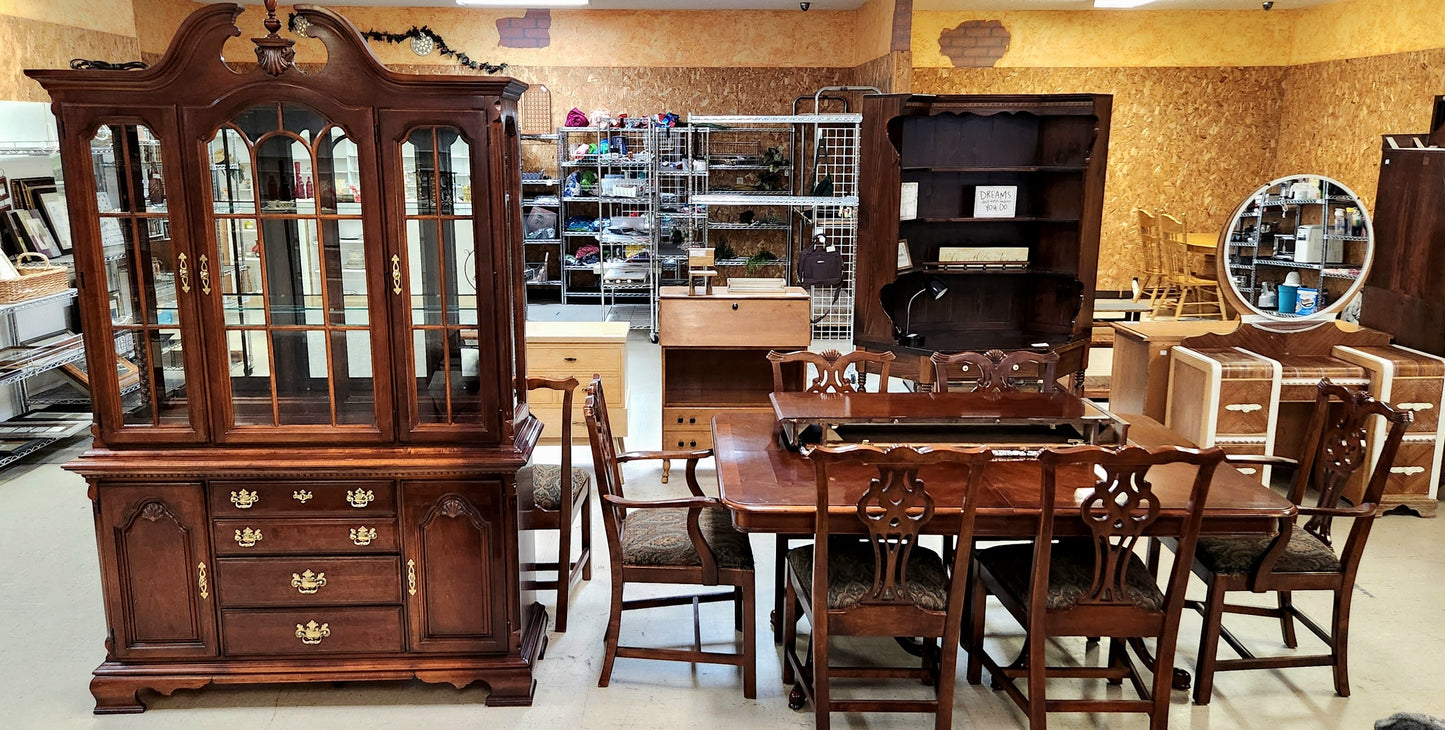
[659,290,811,348]
[1215,381,1272,436]
[222,607,404,656]
[1389,378,1442,434]
[210,481,395,517]
[663,407,714,430]
[1217,442,1269,483]
[527,343,624,377]
[215,556,402,607]
[528,370,623,405]
[213,518,399,556]
[662,425,713,451]
[1383,440,1437,499]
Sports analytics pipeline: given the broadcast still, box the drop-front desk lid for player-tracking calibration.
[769,391,1129,455]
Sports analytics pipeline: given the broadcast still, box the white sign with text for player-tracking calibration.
[973,185,1018,218]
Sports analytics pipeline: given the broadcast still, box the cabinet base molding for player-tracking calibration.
[89,603,548,714]
[1379,494,1438,518]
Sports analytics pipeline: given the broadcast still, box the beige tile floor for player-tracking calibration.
[2,328,1444,728]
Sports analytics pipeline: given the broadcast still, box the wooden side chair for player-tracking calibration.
[768,348,896,394]
[968,444,1225,729]
[763,347,896,640]
[583,376,757,698]
[782,443,992,730]
[1178,379,1411,704]
[1135,208,1173,306]
[930,348,1060,393]
[1157,212,1227,320]
[518,376,593,632]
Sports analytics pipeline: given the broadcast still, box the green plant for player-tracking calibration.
[713,236,736,261]
[744,249,777,275]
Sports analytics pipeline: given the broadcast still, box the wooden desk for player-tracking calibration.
[713,411,1293,536]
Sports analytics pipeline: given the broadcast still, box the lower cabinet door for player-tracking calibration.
[401,480,510,653]
[95,483,219,660]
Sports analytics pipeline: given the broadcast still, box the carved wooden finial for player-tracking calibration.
[253,0,296,76]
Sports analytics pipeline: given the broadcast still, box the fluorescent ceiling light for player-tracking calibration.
[1093,0,1157,7]
[457,0,589,6]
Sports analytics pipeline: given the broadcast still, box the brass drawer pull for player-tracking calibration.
[1225,403,1263,413]
[407,559,417,596]
[197,562,209,600]
[346,488,375,508]
[350,526,377,546]
[230,489,259,509]
[199,254,212,295]
[234,527,263,548]
[292,490,313,504]
[391,254,402,295]
[296,620,330,645]
[291,569,327,594]
[1391,466,1426,476]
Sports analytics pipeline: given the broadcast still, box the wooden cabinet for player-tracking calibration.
[29,3,543,714]
[658,286,807,469]
[855,94,1112,386]
[525,321,628,442]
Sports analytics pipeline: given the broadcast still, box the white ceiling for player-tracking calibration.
[216,0,1339,9]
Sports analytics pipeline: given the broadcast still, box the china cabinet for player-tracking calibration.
[28,2,543,713]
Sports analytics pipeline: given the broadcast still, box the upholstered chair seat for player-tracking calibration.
[622,507,755,570]
[786,539,948,611]
[1194,530,1342,576]
[521,464,591,512]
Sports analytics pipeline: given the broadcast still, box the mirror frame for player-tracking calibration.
[1216,174,1375,325]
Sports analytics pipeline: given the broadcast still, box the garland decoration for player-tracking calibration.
[287,14,507,74]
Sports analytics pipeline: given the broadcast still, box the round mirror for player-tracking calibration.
[1217,174,1374,324]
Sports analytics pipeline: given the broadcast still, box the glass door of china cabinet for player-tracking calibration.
[202,102,394,443]
[83,118,210,444]
[381,114,502,442]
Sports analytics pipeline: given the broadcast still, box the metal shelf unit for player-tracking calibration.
[689,111,863,341]
[521,133,564,298]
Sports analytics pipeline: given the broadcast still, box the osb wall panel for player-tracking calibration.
[1274,47,1445,214]
[132,0,204,56]
[1289,0,1445,65]
[1,14,140,102]
[913,66,1287,290]
[857,0,896,62]
[4,0,136,36]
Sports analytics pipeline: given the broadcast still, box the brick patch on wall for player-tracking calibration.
[891,0,914,53]
[497,9,551,49]
[938,20,1010,68]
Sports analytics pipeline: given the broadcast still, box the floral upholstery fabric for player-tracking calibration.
[621,506,754,570]
[520,464,590,511]
[1195,530,1342,575]
[977,542,1164,612]
[785,538,949,611]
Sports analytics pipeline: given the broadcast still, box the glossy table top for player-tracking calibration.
[770,390,1115,424]
[713,411,1294,536]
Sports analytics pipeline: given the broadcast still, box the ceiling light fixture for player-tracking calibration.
[456,0,589,6]
[1093,0,1158,7]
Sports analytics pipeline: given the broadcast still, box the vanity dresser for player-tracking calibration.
[1162,176,1444,516]
[28,2,545,712]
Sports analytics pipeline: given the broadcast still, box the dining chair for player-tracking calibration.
[584,376,757,698]
[1173,379,1411,704]
[930,349,1060,394]
[1157,212,1227,320]
[968,443,1226,729]
[764,347,896,641]
[768,347,896,394]
[1135,208,1173,306]
[518,376,593,632]
[782,443,992,730]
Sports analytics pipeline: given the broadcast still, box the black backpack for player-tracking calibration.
[797,234,843,323]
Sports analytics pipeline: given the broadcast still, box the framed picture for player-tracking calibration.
[61,356,140,390]
[17,210,62,258]
[896,239,914,273]
[35,191,72,253]
[8,177,55,211]
[0,173,11,211]
[0,210,27,258]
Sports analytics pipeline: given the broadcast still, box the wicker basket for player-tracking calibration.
[0,253,71,304]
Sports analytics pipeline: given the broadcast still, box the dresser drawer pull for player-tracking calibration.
[1391,466,1426,476]
[350,526,378,546]
[1237,468,1258,476]
[346,488,375,508]
[234,527,263,548]
[296,620,330,645]
[291,569,328,595]
[564,356,577,363]
[407,559,418,596]
[197,562,209,600]
[1398,402,1435,412]
[1224,403,1263,413]
[292,490,313,504]
[230,489,259,509]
